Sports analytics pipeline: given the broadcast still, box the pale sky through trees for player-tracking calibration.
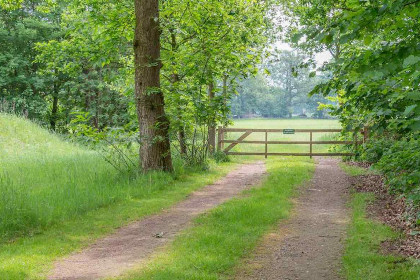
[275,42,332,67]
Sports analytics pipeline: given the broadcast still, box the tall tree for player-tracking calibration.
[284,0,420,133]
[134,0,173,171]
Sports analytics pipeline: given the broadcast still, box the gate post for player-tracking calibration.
[265,130,268,159]
[217,126,223,152]
[310,132,313,159]
[354,131,358,155]
[363,126,369,143]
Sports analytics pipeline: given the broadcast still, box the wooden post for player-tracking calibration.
[354,132,358,156]
[363,126,369,143]
[222,127,225,150]
[310,132,313,159]
[265,130,268,159]
[217,126,222,152]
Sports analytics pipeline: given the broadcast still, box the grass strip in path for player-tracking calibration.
[119,157,314,280]
[341,164,420,279]
[0,162,236,280]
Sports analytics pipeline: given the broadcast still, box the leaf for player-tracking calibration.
[363,36,372,46]
[291,32,304,43]
[403,55,420,68]
[409,120,420,131]
[406,92,420,101]
[403,105,417,116]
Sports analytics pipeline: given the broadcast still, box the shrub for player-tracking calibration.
[360,138,394,163]
[359,136,419,223]
[212,151,230,163]
[375,138,420,206]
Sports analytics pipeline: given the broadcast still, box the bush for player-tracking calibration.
[360,138,394,163]
[212,151,230,163]
[375,138,420,206]
[359,136,419,215]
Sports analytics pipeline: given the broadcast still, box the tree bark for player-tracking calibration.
[50,86,59,131]
[134,0,173,172]
[222,74,228,106]
[169,29,187,156]
[207,82,216,154]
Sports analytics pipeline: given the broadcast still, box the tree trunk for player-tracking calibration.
[178,128,187,155]
[134,0,173,172]
[222,74,228,106]
[207,82,216,154]
[169,28,187,156]
[50,87,59,131]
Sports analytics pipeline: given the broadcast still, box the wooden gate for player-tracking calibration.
[217,127,367,158]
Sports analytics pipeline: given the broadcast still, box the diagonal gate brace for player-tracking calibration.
[224,130,252,153]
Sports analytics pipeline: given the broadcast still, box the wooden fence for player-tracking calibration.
[217,127,367,158]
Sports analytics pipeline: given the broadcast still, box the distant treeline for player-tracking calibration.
[230,51,335,119]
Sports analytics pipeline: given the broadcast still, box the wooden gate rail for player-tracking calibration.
[217,127,366,158]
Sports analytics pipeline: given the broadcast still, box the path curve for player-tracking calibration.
[235,158,350,280]
[49,161,266,280]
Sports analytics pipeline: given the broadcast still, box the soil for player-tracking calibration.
[49,161,266,280]
[235,158,350,280]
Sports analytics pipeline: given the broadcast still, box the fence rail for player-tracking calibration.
[217,127,367,158]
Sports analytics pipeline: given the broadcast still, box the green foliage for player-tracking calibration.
[360,138,395,164]
[1,0,275,166]
[0,115,236,279]
[0,1,60,121]
[68,111,138,172]
[375,138,420,206]
[284,0,420,134]
[360,137,419,211]
[212,151,230,163]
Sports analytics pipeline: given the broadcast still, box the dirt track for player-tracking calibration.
[49,162,266,280]
[235,158,350,280]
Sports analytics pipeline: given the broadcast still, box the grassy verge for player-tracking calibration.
[119,157,314,280]
[0,114,238,279]
[343,193,420,279]
[0,162,236,280]
[338,162,370,176]
[341,164,420,280]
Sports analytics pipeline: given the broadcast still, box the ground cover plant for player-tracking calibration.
[120,157,314,280]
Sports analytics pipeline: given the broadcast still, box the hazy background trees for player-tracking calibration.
[230,50,333,119]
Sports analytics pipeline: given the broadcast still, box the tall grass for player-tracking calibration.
[0,114,182,241]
